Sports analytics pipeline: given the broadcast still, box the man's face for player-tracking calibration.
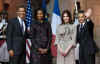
[17,8,25,19]
[78,13,85,23]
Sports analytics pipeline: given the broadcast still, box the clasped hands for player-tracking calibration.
[38,48,48,54]
[58,45,70,57]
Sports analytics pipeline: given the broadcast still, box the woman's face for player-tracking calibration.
[63,13,70,23]
[36,10,44,20]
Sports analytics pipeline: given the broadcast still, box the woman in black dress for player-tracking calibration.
[30,8,52,64]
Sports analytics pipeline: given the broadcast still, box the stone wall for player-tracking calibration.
[4,0,26,19]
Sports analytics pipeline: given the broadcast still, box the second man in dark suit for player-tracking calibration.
[76,11,97,64]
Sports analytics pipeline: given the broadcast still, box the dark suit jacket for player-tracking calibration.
[86,19,99,53]
[76,22,97,55]
[86,19,94,39]
[6,18,26,55]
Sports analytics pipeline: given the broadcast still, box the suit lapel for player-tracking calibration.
[77,25,80,33]
[16,18,23,35]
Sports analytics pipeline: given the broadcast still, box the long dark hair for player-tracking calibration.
[61,10,72,24]
[34,8,45,20]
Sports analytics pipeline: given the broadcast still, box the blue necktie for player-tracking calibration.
[80,24,83,32]
[21,21,24,34]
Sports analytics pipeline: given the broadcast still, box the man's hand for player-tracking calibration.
[9,50,14,57]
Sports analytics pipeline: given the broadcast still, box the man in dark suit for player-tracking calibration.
[85,8,97,64]
[77,11,97,64]
[85,8,94,39]
[85,17,97,64]
[86,19,94,38]
[6,5,26,64]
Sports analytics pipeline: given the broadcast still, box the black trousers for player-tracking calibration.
[89,54,95,64]
[0,62,8,64]
[79,47,95,64]
[8,54,25,64]
[76,60,79,64]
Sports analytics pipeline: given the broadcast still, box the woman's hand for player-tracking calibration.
[63,44,73,56]
[57,45,65,56]
[43,49,48,54]
[38,48,44,54]
[38,48,48,54]
[63,50,70,56]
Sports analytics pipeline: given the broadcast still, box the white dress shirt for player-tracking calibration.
[17,16,26,32]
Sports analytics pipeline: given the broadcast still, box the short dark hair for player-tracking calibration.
[78,10,85,14]
[0,10,8,16]
[0,12,2,16]
[34,8,45,20]
[16,5,26,12]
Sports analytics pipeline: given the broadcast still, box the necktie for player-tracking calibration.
[21,21,24,34]
[80,24,83,32]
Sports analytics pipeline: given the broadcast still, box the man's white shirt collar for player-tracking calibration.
[17,16,26,32]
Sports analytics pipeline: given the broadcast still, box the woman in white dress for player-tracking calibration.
[55,10,77,64]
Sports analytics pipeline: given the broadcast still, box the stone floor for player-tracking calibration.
[96,52,100,64]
